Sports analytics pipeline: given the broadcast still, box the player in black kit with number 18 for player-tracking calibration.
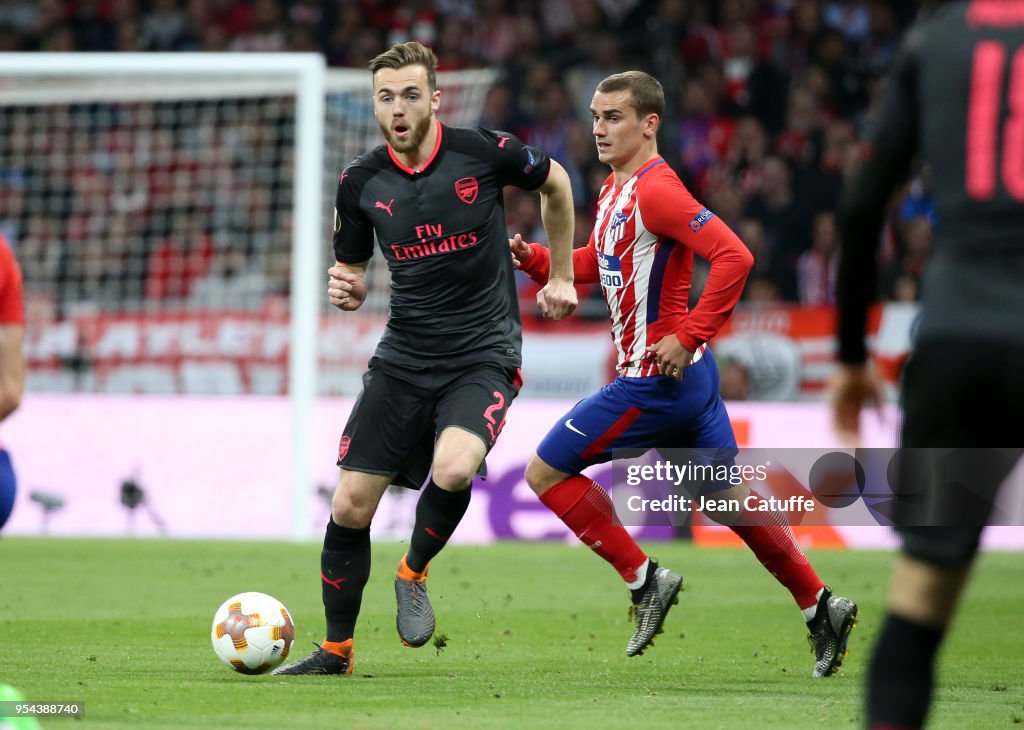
[275,42,577,676]
[831,2,1024,726]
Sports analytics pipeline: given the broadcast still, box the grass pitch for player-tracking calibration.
[3,538,1022,729]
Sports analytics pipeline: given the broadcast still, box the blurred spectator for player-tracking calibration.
[71,0,116,51]
[140,0,185,51]
[820,31,867,117]
[145,216,213,301]
[824,0,869,44]
[736,218,771,279]
[467,0,516,66]
[563,122,598,213]
[721,21,759,109]
[743,155,814,300]
[775,84,826,170]
[478,85,521,136]
[676,78,734,195]
[229,0,284,52]
[860,0,900,75]
[773,0,823,77]
[0,1,42,39]
[724,115,770,191]
[890,274,917,303]
[524,82,576,167]
[564,31,623,124]
[745,275,782,305]
[882,215,930,301]
[897,174,936,225]
[115,18,142,51]
[797,211,839,305]
[386,0,438,48]
[815,118,857,209]
[0,23,18,51]
[434,15,469,70]
[41,22,76,51]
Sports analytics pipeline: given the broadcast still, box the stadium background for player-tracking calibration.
[1,0,1021,551]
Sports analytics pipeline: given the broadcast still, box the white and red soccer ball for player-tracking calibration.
[210,592,295,674]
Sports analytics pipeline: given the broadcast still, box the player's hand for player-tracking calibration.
[509,233,532,268]
[327,265,366,311]
[537,277,577,320]
[646,335,693,381]
[830,363,884,446]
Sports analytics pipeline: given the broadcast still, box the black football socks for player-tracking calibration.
[867,612,944,729]
[405,481,472,573]
[321,519,371,642]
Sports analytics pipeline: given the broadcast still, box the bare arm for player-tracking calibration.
[0,324,24,421]
[534,159,577,319]
[537,159,574,281]
[327,261,369,311]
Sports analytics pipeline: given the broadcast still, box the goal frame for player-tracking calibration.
[0,53,326,540]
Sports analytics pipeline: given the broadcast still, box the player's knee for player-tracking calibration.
[331,488,374,528]
[524,454,562,495]
[431,458,475,491]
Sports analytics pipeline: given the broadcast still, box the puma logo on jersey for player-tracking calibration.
[498,135,510,148]
[375,199,395,216]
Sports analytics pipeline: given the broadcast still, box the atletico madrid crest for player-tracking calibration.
[455,177,478,204]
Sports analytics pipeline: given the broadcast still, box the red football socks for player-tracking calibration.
[728,490,823,609]
[540,475,647,582]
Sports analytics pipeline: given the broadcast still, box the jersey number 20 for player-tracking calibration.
[966,41,1024,201]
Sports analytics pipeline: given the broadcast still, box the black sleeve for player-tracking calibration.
[332,167,375,264]
[477,128,552,191]
[836,33,921,364]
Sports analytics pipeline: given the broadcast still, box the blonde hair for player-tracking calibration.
[369,41,438,91]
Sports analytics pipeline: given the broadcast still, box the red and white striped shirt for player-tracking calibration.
[522,157,753,378]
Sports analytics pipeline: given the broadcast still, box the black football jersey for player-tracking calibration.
[333,123,550,370]
[839,2,1024,361]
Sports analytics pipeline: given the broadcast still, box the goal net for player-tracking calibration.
[0,55,495,397]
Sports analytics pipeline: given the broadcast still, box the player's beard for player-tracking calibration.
[381,113,434,154]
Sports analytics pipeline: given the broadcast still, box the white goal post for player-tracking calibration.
[0,54,496,540]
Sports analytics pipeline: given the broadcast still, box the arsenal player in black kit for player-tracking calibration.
[831,2,1024,727]
[275,42,577,676]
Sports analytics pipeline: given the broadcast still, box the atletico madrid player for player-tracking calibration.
[514,71,858,673]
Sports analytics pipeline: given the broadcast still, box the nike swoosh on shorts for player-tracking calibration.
[564,419,587,437]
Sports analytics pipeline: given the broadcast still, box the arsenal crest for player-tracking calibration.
[337,435,351,461]
[455,177,479,204]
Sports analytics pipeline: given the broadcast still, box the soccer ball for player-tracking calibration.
[210,592,295,675]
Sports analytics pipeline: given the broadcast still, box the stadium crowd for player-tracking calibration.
[0,0,928,320]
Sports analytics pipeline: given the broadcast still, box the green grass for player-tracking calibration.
[2,538,1022,729]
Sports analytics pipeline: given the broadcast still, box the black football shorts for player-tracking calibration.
[336,358,522,489]
[896,338,1024,567]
